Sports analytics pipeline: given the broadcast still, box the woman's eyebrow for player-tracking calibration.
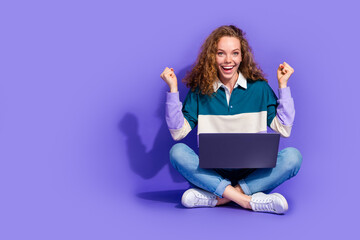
[217,48,240,51]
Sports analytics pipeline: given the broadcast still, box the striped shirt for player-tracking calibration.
[165,72,295,141]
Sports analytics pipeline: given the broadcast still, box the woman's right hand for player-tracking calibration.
[160,67,178,92]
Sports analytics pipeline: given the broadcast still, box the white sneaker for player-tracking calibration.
[250,192,288,214]
[181,188,218,208]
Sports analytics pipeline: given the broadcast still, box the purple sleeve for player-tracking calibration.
[165,92,184,129]
[276,87,295,126]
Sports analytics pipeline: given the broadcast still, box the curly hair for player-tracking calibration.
[183,25,267,95]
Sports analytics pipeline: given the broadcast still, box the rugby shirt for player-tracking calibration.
[165,72,295,141]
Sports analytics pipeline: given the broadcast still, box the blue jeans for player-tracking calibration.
[169,143,302,198]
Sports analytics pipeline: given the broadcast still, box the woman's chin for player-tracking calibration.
[219,72,236,82]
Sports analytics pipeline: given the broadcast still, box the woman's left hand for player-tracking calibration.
[277,62,294,88]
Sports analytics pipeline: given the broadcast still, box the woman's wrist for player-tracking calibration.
[169,85,178,93]
[278,83,287,89]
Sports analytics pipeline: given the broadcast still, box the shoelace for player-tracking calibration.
[194,192,216,206]
[252,197,276,212]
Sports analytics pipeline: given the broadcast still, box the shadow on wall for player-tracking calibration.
[119,66,198,184]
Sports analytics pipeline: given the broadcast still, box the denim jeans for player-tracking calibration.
[169,143,302,198]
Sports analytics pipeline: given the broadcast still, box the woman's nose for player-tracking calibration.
[225,55,231,63]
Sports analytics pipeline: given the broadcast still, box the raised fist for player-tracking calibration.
[277,62,294,88]
[160,67,178,92]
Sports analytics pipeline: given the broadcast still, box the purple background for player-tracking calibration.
[1,0,359,239]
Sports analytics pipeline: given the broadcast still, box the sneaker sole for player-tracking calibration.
[271,193,289,214]
[181,189,194,208]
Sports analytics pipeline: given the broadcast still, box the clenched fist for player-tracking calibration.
[160,67,178,93]
[277,62,294,88]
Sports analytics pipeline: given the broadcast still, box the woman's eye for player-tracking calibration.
[233,52,239,56]
[217,52,223,56]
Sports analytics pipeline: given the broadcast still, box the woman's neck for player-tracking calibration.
[220,72,239,93]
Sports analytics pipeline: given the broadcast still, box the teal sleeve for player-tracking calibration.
[265,83,279,127]
[182,89,199,129]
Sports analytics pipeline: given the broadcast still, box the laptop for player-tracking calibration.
[199,133,280,169]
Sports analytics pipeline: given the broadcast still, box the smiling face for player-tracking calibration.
[216,36,242,83]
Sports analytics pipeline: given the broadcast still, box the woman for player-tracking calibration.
[160,25,302,214]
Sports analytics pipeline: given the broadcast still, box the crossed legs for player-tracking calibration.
[169,143,302,209]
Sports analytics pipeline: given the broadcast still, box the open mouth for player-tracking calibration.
[221,66,235,73]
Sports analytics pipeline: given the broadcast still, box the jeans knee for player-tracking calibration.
[280,147,303,175]
[169,143,188,168]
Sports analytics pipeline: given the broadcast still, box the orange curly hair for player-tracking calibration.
[183,25,267,95]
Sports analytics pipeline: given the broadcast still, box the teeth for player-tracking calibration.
[223,66,233,70]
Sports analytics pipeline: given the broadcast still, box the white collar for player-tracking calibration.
[213,72,248,92]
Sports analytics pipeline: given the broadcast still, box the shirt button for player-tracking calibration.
[230,106,233,108]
